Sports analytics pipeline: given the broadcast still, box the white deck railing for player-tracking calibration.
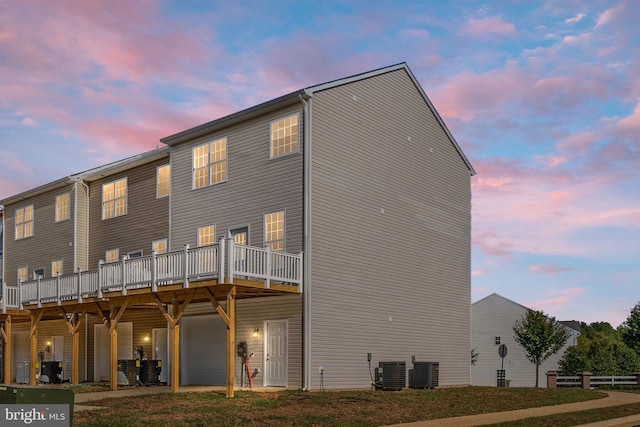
[0,238,302,312]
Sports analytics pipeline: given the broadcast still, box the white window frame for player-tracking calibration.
[152,238,168,254]
[15,205,34,240]
[33,268,44,280]
[51,260,63,277]
[197,225,215,246]
[127,250,143,259]
[105,249,119,263]
[55,193,70,222]
[102,177,128,220]
[495,337,501,345]
[264,210,285,252]
[156,164,170,198]
[270,113,299,159]
[192,138,227,189]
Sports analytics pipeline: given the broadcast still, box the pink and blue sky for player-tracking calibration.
[1,1,638,327]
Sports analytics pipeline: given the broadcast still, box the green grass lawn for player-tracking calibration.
[73,387,613,426]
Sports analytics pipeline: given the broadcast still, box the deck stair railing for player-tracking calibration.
[0,238,302,312]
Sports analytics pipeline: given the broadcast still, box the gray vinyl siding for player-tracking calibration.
[75,181,89,272]
[179,295,302,388]
[308,69,472,389]
[471,294,576,387]
[3,184,76,286]
[168,105,304,253]
[88,158,170,267]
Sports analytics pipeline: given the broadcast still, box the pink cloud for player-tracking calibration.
[462,16,516,37]
[527,288,585,315]
[616,102,640,137]
[529,264,576,276]
[565,14,586,24]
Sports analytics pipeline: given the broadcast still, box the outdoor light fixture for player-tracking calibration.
[253,328,260,337]
[144,334,150,342]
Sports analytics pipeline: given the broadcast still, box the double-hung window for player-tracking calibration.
[152,238,168,254]
[51,260,63,277]
[102,178,127,219]
[193,138,227,189]
[264,211,285,251]
[270,114,299,158]
[156,164,170,198]
[17,266,28,283]
[197,225,215,274]
[15,205,34,239]
[55,193,70,222]
[105,249,119,263]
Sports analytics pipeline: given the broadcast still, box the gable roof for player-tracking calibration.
[473,293,531,312]
[161,63,475,175]
[0,147,169,206]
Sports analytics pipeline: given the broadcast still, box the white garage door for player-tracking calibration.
[180,314,227,385]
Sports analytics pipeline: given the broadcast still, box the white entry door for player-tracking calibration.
[264,320,287,387]
[94,322,133,382]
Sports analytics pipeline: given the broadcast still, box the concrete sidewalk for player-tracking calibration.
[384,391,640,427]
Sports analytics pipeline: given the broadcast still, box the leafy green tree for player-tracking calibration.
[587,339,617,375]
[513,309,571,387]
[558,345,589,375]
[621,302,640,355]
[612,342,640,375]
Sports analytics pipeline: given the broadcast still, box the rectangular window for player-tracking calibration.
[198,225,215,246]
[15,205,34,239]
[152,239,168,254]
[105,249,119,263]
[51,260,63,277]
[55,193,70,222]
[264,211,285,251]
[495,337,501,345]
[270,114,299,158]
[102,178,127,219]
[33,268,44,280]
[156,164,170,198]
[197,226,215,274]
[17,266,27,283]
[193,138,227,189]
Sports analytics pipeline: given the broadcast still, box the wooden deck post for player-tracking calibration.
[1,315,12,384]
[110,326,118,391]
[172,303,180,393]
[29,311,43,385]
[154,292,195,394]
[226,286,236,398]
[61,308,85,385]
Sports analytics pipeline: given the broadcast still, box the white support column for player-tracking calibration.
[97,261,104,299]
[151,250,158,293]
[219,237,226,284]
[183,244,190,288]
[228,238,234,284]
[265,246,271,289]
[56,273,61,306]
[121,256,128,296]
[77,269,83,304]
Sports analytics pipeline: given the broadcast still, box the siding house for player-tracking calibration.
[0,62,475,394]
[471,293,579,387]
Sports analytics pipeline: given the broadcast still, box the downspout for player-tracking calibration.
[299,92,312,390]
[70,178,78,272]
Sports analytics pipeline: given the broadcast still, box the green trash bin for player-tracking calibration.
[0,385,74,425]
